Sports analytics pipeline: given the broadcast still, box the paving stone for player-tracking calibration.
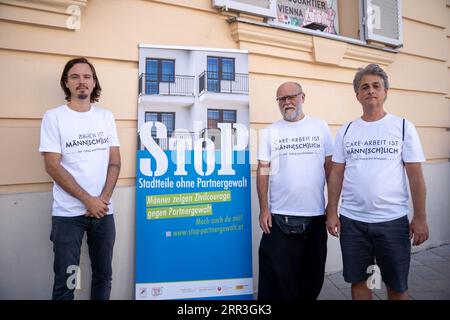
[412,251,448,264]
[327,272,351,289]
[410,257,424,266]
[374,291,387,300]
[338,287,353,300]
[407,275,435,291]
[321,277,335,289]
[409,265,447,280]
[428,246,450,261]
[318,284,348,300]
[423,261,450,275]
[408,290,450,300]
[421,279,450,293]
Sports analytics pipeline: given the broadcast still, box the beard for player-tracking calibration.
[283,105,301,122]
[76,86,90,100]
[77,92,89,100]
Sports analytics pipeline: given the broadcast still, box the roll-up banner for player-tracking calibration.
[135,45,252,300]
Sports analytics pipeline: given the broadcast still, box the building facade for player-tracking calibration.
[0,0,449,299]
[137,45,249,151]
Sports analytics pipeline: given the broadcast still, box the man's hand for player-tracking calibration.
[259,209,272,234]
[326,205,340,237]
[410,217,429,246]
[257,160,271,234]
[405,163,428,246]
[84,196,109,219]
[326,162,344,237]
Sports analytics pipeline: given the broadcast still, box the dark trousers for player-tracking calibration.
[258,215,327,300]
[50,214,115,300]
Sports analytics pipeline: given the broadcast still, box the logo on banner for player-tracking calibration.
[139,122,248,177]
[138,287,147,298]
[151,286,164,297]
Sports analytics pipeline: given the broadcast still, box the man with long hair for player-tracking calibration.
[39,57,121,300]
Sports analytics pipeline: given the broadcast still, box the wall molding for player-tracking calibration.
[229,19,396,67]
[0,0,87,30]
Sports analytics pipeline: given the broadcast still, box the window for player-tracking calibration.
[145,112,175,149]
[212,0,276,18]
[206,109,237,149]
[145,59,175,94]
[362,0,402,47]
[214,0,403,48]
[207,109,237,129]
[207,57,235,93]
[275,0,339,34]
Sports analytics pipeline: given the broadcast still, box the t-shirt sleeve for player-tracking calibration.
[108,111,120,147]
[332,125,346,163]
[257,127,271,162]
[322,121,334,157]
[402,120,425,163]
[39,111,61,154]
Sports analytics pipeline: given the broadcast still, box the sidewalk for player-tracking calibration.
[318,244,450,300]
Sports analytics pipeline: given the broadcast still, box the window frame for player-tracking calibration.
[207,109,237,129]
[144,111,176,137]
[212,0,276,18]
[219,0,403,49]
[361,0,403,47]
[207,56,236,81]
[207,56,236,93]
[145,58,175,83]
[144,58,175,95]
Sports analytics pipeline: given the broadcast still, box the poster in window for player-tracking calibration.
[276,0,339,34]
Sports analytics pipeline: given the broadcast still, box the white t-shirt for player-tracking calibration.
[39,105,120,217]
[332,113,425,223]
[258,116,333,217]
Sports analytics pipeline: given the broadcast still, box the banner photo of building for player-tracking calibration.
[135,45,252,300]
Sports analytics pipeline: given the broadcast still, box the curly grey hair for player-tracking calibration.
[353,64,389,93]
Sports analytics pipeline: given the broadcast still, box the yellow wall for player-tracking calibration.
[0,0,449,193]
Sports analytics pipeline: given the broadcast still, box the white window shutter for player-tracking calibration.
[212,0,276,19]
[362,0,403,47]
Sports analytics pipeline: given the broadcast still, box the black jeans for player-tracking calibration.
[50,214,115,300]
[258,215,327,300]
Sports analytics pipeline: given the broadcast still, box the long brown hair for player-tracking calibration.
[60,57,102,102]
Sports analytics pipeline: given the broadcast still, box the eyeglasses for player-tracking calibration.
[276,92,303,102]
